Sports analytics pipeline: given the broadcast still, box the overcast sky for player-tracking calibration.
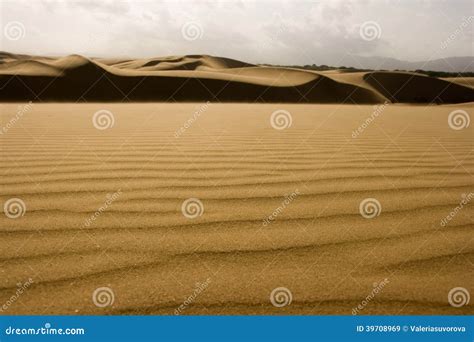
[0,0,472,65]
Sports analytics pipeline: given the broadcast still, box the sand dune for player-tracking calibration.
[443,77,474,89]
[1,53,473,103]
[0,103,472,315]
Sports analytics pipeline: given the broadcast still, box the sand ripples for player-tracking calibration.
[0,103,472,314]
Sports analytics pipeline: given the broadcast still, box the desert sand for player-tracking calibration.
[1,53,474,103]
[0,101,472,315]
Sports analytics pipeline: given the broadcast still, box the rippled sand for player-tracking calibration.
[0,103,472,315]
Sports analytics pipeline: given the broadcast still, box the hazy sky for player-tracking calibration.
[0,0,472,65]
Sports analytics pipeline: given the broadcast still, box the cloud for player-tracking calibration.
[0,0,472,64]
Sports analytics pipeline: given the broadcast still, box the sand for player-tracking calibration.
[1,53,474,103]
[0,102,472,315]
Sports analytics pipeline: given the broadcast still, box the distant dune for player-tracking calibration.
[1,53,473,104]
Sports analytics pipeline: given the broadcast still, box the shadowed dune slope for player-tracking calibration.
[364,72,474,103]
[0,53,473,103]
[443,77,474,89]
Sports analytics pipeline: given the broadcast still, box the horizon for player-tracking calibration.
[2,50,473,63]
[1,0,473,70]
[2,51,474,74]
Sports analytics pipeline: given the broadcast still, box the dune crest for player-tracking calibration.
[0,53,473,103]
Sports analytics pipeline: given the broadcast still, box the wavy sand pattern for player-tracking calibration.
[0,102,472,315]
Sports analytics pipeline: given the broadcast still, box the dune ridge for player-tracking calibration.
[1,53,473,103]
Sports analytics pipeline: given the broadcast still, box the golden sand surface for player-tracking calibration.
[0,103,472,314]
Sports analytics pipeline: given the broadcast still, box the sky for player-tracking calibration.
[0,0,473,65]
